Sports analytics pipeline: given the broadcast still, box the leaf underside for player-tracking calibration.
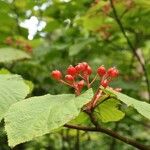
[94,98,125,123]
[108,89,150,120]
[5,89,93,147]
[0,47,30,63]
[0,74,29,121]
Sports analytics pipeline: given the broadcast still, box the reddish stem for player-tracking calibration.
[92,90,103,108]
[60,80,74,87]
[89,74,98,86]
[85,76,91,89]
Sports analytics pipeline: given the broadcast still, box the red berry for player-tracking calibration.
[75,62,88,73]
[97,65,106,76]
[86,66,92,75]
[77,80,84,90]
[75,64,83,73]
[111,69,119,77]
[107,67,119,77]
[65,75,74,83]
[67,65,76,76]
[107,67,114,74]
[51,70,62,80]
[101,79,108,88]
[82,62,88,71]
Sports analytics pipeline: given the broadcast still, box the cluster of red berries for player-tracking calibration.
[51,62,119,95]
[51,62,92,95]
[5,37,32,53]
[97,65,119,88]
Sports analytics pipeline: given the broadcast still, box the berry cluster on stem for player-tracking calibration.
[51,62,120,110]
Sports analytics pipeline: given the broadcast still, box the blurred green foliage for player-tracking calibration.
[0,0,150,149]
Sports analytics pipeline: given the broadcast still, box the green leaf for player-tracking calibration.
[69,112,90,125]
[109,89,150,120]
[0,69,33,93]
[0,75,30,121]
[94,99,125,123]
[69,38,95,56]
[79,1,115,32]
[24,80,34,94]
[44,19,60,32]
[5,89,93,147]
[0,68,10,74]
[0,47,31,63]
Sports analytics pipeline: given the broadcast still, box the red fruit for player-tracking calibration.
[67,65,76,76]
[107,67,114,73]
[82,62,88,70]
[77,80,84,90]
[97,65,106,76]
[107,67,119,77]
[101,79,108,88]
[87,66,92,75]
[75,64,83,73]
[51,70,62,80]
[75,62,88,73]
[75,62,87,72]
[65,75,74,83]
[111,69,119,77]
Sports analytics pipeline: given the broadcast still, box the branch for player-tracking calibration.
[109,0,150,101]
[64,124,150,150]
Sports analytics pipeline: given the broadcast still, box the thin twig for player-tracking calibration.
[89,74,98,86]
[64,124,150,150]
[109,0,150,102]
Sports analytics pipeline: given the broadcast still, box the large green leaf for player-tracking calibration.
[0,47,31,63]
[0,75,29,121]
[94,98,125,123]
[109,89,150,120]
[69,112,90,125]
[5,89,93,147]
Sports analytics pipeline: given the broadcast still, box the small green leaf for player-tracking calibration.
[109,89,150,120]
[0,47,31,63]
[5,89,93,147]
[94,99,125,123]
[0,74,30,121]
